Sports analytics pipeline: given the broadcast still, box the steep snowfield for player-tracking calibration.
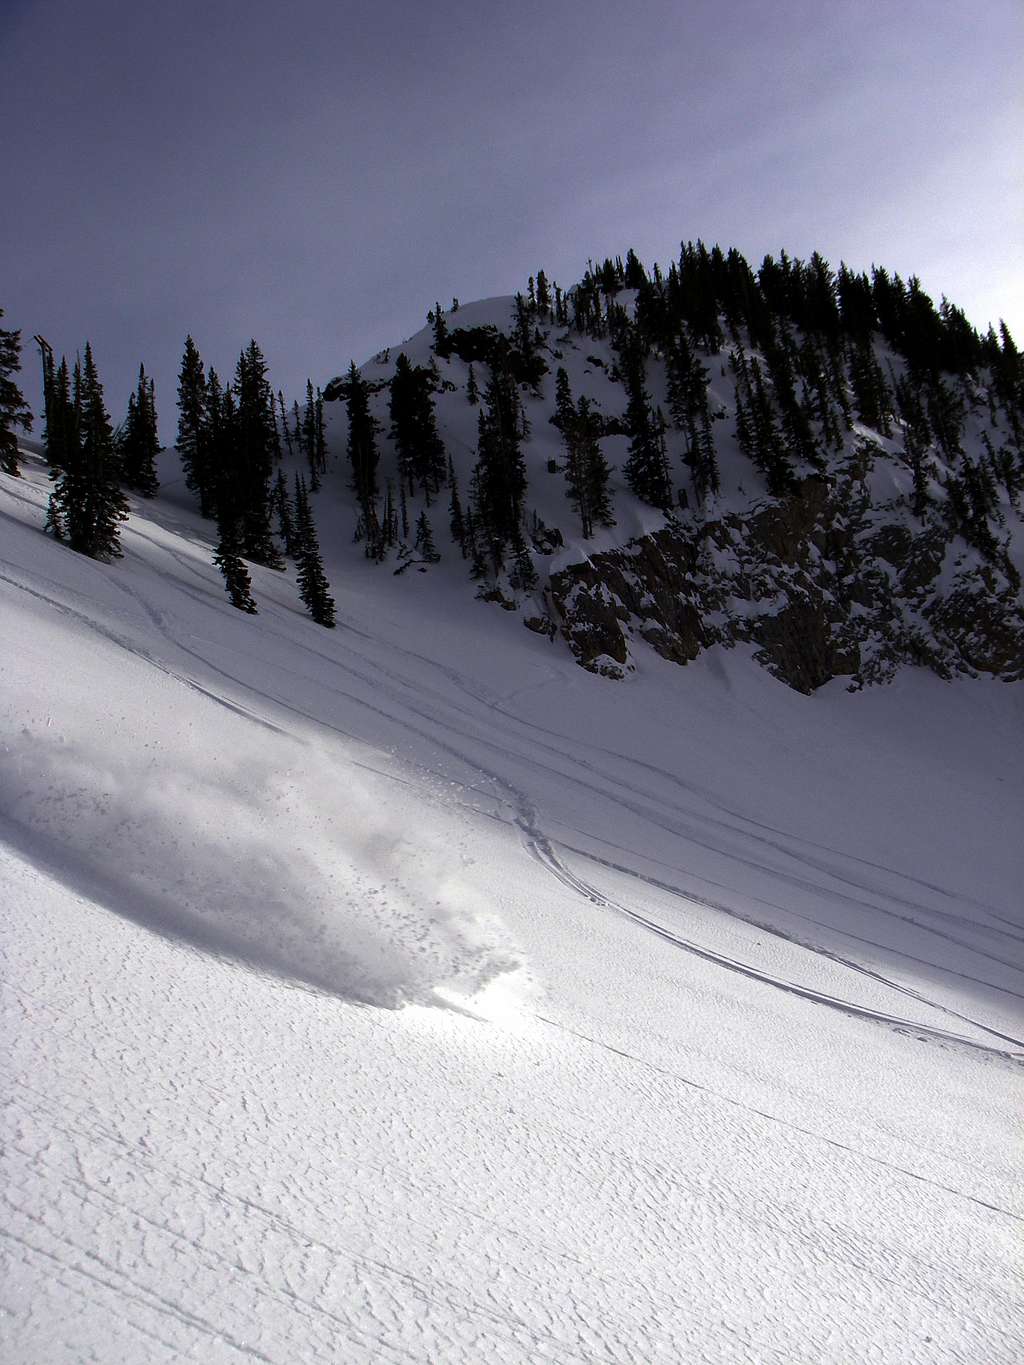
[2,449,1022,1364]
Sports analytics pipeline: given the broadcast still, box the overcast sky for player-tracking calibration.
[3,0,1021,432]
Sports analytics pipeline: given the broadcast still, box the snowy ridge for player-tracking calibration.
[2,442,1024,1362]
[322,284,1024,688]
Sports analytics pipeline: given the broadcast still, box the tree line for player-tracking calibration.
[5,238,1023,617]
[0,318,335,627]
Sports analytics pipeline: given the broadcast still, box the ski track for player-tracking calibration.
[3,470,1023,1364]
[4,530,1020,1047]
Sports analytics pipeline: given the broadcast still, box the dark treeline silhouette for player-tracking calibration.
[8,236,1022,618]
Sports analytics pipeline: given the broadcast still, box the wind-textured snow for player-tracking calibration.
[2,443,1022,1364]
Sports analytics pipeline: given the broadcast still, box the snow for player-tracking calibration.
[2,438,1023,1363]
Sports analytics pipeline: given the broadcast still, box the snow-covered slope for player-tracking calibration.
[324,289,1024,689]
[2,446,1023,1364]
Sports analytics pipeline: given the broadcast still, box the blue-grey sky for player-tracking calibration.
[3,0,1021,433]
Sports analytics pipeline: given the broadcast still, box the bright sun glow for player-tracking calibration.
[432,967,534,1030]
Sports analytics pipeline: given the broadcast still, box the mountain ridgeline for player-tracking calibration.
[322,246,1023,690]
[6,244,1023,688]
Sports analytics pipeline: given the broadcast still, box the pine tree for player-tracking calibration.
[213,513,257,613]
[470,350,528,569]
[535,270,551,316]
[39,348,73,470]
[177,336,215,516]
[399,479,410,541]
[389,352,446,499]
[293,473,336,625]
[555,371,610,537]
[43,356,77,539]
[233,340,283,567]
[382,479,399,548]
[302,379,326,489]
[847,335,893,436]
[291,398,305,460]
[278,390,294,459]
[623,248,647,289]
[577,395,615,529]
[414,509,440,562]
[553,366,574,433]
[621,346,672,510]
[0,310,33,476]
[466,363,479,405]
[48,344,130,559]
[691,406,720,500]
[314,387,327,478]
[271,468,297,555]
[508,528,538,592]
[345,361,379,507]
[448,463,466,555]
[118,363,160,496]
[202,366,228,520]
[748,359,795,496]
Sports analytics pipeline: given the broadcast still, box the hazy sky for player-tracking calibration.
[3,0,1021,431]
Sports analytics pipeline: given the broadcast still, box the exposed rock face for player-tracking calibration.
[547,454,1024,692]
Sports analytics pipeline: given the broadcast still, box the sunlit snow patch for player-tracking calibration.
[431,964,534,1029]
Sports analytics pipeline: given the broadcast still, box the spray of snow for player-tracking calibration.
[0,728,520,1008]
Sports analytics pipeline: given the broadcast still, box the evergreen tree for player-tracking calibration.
[463,507,487,580]
[389,352,446,499]
[202,366,228,520]
[301,379,327,490]
[623,248,647,289]
[508,528,538,592]
[894,373,932,519]
[176,336,215,517]
[621,345,672,509]
[277,390,294,459]
[466,363,479,405]
[666,332,719,499]
[535,269,551,316]
[382,479,399,548]
[291,398,305,460]
[314,386,327,478]
[293,474,336,625]
[414,509,440,562]
[449,464,467,555]
[691,406,720,500]
[0,310,33,476]
[271,468,298,555]
[48,343,130,559]
[470,348,528,569]
[40,352,78,536]
[118,363,160,496]
[553,366,574,433]
[231,340,283,567]
[747,359,796,495]
[213,512,257,613]
[577,396,615,529]
[847,335,893,436]
[555,370,614,536]
[399,479,410,540]
[763,331,823,471]
[345,361,379,507]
